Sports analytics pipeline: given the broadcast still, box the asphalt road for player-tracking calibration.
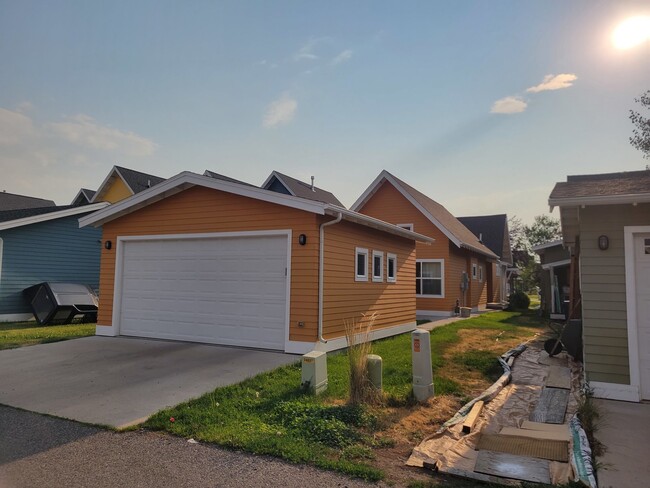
[0,405,380,488]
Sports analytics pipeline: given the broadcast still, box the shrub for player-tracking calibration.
[508,291,530,310]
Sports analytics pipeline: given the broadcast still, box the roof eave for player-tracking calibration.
[549,192,650,209]
[0,202,109,231]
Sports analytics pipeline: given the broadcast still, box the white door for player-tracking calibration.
[635,233,650,399]
[116,234,288,350]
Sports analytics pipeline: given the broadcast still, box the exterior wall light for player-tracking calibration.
[598,235,609,251]
[298,234,307,245]
[104,240,112,250]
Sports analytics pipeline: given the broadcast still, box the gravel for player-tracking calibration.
[0,405,381,488]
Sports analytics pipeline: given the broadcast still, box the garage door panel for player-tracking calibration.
[117,235,288,350]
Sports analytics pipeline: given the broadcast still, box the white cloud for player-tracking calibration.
[491,96,528,114]
[0,107,35,145]
[15,101,35,113]
[526,73,577,93]
[48,114,158,156]
[294,40,319,61]
[263,94,298,128]
[331,49,353,65]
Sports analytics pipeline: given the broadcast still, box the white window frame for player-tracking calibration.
[478,265,483,282]
[397,223,414,232]
[355,247,369,282]
[416,259,444,298]
[372,250,384,282]
[472,263,478,280]
[387,253,397,283]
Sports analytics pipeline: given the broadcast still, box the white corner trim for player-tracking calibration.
[590,381,640,402]
[0,202,109,231]
[0,313,34,322]
[313,321,417,353]
[95,324,118,336]
[623,225,650,397]
[416,309,453,318]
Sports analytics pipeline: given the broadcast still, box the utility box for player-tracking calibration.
[411,329,434,402]
[460,307,471,318]
[301,350,328,395]
[367,354,383,391]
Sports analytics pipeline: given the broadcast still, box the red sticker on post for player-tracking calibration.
[413,338,420,353]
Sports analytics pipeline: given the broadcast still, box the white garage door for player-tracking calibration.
[635,233,650,400]
[116,234,288,350]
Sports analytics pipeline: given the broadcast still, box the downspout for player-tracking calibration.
[318,212,343,344]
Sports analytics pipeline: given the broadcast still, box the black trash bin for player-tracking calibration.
[23,282,99,325]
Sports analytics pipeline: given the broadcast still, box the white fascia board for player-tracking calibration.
[0,203,109,231]
[326,206,434,243]
[549,193,650,208]
[260,171,295,196]
[90,166,122,203]
[460,243,499,260]
[80,172,327,228]
[541,258,571,270]
[532,239,564,252]
[113,166,136,194]
[351,171,463,248]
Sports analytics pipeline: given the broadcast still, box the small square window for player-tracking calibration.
[372,251,384,282]
[355,248,368,281]
[387,253,397,283]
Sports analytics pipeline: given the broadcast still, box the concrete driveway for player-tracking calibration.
[0,337,298,428]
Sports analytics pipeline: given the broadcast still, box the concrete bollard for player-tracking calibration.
[366,354,383,391]
[411,329,434,402]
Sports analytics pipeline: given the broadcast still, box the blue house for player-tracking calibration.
[0,203,107,321]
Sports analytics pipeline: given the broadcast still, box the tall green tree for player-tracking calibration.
[524,215,562,248]
[630,90,650,160]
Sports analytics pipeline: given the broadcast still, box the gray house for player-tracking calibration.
[532,240,571,319]
[549,169,650,402]
[0,203,107,321]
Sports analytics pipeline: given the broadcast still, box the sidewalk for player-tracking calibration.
[595,399,650,488]
[417,310,492,331]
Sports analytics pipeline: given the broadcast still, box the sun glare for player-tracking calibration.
[612,16,650,49]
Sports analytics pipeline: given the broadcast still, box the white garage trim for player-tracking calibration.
[108,230,304,353]
[624,225,650,402]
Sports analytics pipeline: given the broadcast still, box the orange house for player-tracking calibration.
[79,171,432,354]
[352,171,498,317]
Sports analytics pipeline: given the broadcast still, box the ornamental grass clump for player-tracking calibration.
[344,312,381,405]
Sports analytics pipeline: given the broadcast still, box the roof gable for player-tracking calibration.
[352,170,497,258]
[0,192,55,211]
[0,203,108,231]
[91,165,165,203]
[457,214,512,264]
[261,171,345,207]
[71,188,97,206]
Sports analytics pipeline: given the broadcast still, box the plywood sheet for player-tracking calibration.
[530,387,569,424]
[474,450,551,484]
[545,365,571,389]
[521,420,570,434]
[500,426,571,443]
[477,433,568,462]
[538,352,567,367]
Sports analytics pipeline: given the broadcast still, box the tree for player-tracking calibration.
[524,215,561,248]
[508,216,527,252]
[630,90,650,159]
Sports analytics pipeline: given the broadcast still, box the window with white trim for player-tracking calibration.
[478,265,483,282]
[397,223,414,232]
[416,259,444,297]
[372,251,384,282]
[387,253,397,283]
[472,263,477,280]
[355,247,368,281]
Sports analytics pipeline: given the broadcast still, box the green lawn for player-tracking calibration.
[146,310,546,483]
[0,321,96,350]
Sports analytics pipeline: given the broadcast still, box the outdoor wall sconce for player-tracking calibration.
[298,234,307,245]
[598,235,609,251]
[104,240,112,250]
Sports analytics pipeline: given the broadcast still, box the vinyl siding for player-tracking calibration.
[0,215,102,316]
[580,203,650,385]
[101,178,132,203]
[322,220,415,338]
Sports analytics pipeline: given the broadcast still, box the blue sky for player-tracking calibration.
[1,1,649,223]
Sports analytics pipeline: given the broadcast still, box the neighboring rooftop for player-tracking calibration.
[0,191,55,211]
[71,188,97,206]
[0,205,73,224]
[549,169,650,206]
[203,170,256,187]
[115,165,165,194]
[0,203,108,231]
[262,171,345,207]
[458,214,512,264]
[352,170,497,258]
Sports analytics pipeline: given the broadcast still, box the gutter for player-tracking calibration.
[318,212,343,344]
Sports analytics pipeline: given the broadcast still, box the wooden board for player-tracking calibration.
[538,352,567,367]
[529,387,569,424]
[500,426,571,443]
[521,420,570,434]
[545,365,571,390]
[474,450,551,484]
[477,433,568,462]
[462,400,484,434]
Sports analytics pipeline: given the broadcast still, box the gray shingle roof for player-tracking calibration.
[263,171,344,207]
[0,205,75,224]
[0,192,55,211]
[203,170,256,187]
[458,214,512,264]
[550,170,650,200]
[115,166,165,194]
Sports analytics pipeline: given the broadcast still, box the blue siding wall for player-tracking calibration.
[267,178,291,195]
[0,215,102,315]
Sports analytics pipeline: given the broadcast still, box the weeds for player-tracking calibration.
[344,312,382,405]
[577,384,604,458]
